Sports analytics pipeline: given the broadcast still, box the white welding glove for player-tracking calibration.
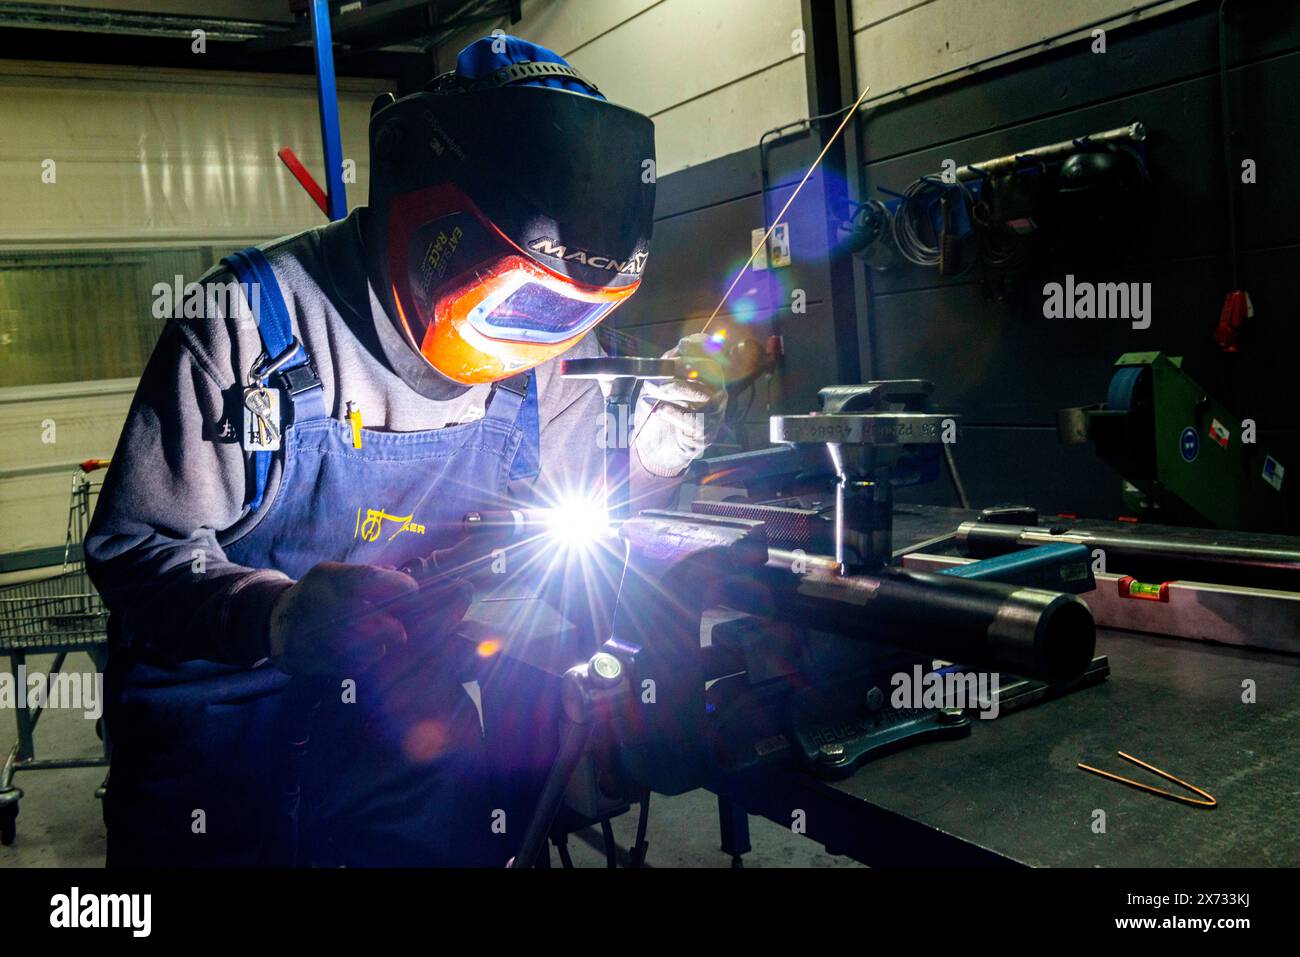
[633,333,727,477]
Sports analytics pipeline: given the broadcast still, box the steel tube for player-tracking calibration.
[734,562,1096,685]
[953,123,1145,181]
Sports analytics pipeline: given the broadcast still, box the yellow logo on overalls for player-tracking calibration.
[355,507,427,543]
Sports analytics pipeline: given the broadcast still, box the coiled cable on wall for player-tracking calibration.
[890,177,977,268]
[890,178,944,267]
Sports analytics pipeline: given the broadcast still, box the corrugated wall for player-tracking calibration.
[434,0,810,175]
[618,0,1298,523]
[0,60,388,560]
[854,0,1300,517]
[0,60,382,244]
[849,0,1160,99]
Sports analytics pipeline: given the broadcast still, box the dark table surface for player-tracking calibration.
[819,627,1300,866]
[801,505,1300,867]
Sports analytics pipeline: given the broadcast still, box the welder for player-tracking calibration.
[85,36,725,867]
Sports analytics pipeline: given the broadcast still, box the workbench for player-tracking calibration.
[714,506,1300,867]
[466,504,1300,868]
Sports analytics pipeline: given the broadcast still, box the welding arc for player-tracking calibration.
[701,84,871,334]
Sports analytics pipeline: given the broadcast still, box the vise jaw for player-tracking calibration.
[770,381,957,571]
[604,510,768,795]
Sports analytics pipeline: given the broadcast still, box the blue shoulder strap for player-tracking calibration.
[512,375,540,481]
[222,246,327,511]
[488,373,540,482]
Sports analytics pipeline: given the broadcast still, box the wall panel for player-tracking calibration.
[435,0,809,174]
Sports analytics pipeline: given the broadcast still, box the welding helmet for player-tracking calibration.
[365,36,656,385]
[1055,148,1149,229]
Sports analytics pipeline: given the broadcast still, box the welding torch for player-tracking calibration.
[277,499,614,684]
[389,509,551,605]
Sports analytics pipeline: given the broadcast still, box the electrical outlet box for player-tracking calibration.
[769,222,792,268]
[750,228,769,271]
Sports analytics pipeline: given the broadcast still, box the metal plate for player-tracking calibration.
[770,412,952,446]
[559,357,681,380]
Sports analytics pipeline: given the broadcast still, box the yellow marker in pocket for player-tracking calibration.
[346,401,363,449]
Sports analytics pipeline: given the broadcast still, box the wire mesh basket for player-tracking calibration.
[0,460,109,653]
[1,459,112,845]
[0,568,107,653]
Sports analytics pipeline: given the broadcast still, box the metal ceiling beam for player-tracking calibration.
[0,2,283,40]
[244,0,515,57]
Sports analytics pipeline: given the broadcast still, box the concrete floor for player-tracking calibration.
[559,791,861,869]
[0,652,108,868]
[0,651,858,869]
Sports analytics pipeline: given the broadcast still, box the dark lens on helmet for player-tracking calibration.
[469,283,618,344]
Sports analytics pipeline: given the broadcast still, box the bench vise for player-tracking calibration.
[507,376,1100,867]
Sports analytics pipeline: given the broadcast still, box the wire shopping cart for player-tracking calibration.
[0,459,111,846]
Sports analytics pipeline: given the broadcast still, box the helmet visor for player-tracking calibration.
[388,185,640,384]
[464,258,629,344]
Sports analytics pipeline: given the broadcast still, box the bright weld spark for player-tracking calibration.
[700,84,871,334]
[545,493,610,550]
[305,499,616,647]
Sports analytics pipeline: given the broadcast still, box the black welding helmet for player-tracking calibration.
[365,35,656,384]
[1055,147,1149,228]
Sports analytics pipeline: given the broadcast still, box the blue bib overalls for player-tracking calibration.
[103,247,539,866]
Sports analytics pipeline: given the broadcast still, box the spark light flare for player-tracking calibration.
[545,493,612,550]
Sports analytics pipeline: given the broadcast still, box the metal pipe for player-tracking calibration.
[951,123,1145,182]
[310,0,348,222]
[956,522,1300,592]
[829,444,850,571]
[0,2,280,40]
[602,385,636,523]
[767,547,840,575]
[733,562,1096,686]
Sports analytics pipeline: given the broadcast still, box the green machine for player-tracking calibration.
[1061,352,1294,532]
